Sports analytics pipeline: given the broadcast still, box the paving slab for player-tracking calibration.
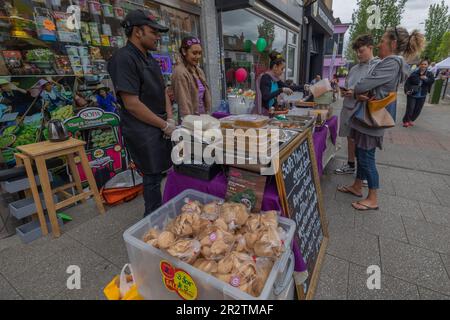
[393,182,441,205]
[441,254,450,279]
[419,202,450,228]
[10,241,107,300]
[56,262,120,300]
[377,194,425,221]
[355,210,408,243]
[0,234,75,280]
[324,199,356,230]
[347,263,419,300]
[379,237,450,296]
[432,188,450,208]
[85,231,130,269]
[0,274,22,300]
[65,213,126,248]
[314,254,349,300]
[418,287,450,300]
[326,224,380,267]
[402,217,450,255]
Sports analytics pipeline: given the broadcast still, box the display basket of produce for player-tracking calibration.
[0,134,16,149]
[123,189,296,300]
[1,147,18,166]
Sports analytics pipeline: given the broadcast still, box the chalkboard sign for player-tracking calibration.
[276,130,329,300]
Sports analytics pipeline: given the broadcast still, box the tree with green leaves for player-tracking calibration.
[423,0,450,61]
[346,0,408,62]
[436,31,450,62]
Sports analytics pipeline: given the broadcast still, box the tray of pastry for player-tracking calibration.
[268,115,315,132]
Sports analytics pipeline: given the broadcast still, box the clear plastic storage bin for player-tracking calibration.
[123,189,296,300]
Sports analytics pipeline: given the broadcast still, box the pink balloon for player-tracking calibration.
[235,68,248,83]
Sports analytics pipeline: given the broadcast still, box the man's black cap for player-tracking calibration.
[121,9,169,33]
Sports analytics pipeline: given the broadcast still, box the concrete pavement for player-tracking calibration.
[314,92,450,300]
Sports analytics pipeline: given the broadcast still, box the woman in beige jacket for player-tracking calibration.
[172,37,212,119]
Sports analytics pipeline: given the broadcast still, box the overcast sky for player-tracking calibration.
[333,0,450,32]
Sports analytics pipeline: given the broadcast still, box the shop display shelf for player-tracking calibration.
[9,193,58,220]
[123,189,296,300]
[1,172,53,194]
[16,216,63,244]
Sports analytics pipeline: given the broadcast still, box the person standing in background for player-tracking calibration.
[338,27,424,211]
[335,34,379,176]
[172,37,212,120]
[403,59,435,128]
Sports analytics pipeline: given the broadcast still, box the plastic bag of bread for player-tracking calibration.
[215,252,257,296]
[167,239,201,265]
[253,226,285,258]
[213,218,229,232]
[181,200,203,215]
[192,217,212,237]
[157,231,176,249]
[142,228,161,243]
[219,202,249,231]
[193,258,218,274]
[201,201,223,221]
[260,211,278,228]
[169,212,201,238]
[199,226,235,260]
[252,258,275,296]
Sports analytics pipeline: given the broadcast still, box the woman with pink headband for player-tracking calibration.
[172,36,212,120]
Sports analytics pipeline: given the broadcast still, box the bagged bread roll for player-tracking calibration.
[170,213,196,237]
[181,200,203,215]
[192,215,210,237]
[213,218,229,232]
[146,239,159,248]
[193,259,218,274]
[167,239,201,265]
[157,231,176,249]
[253,258,274,296]
[199,227,235,260]
[202,201,222,221]
[219,203,249,230]
[245,214,261,233]
[260,211,278,228]
[254,226,284,258]
[142,228,161,243]
[217,254,234,274]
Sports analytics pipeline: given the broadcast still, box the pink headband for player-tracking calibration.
[186,38,201,47]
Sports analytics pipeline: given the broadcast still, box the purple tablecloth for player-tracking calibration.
[163,169,307,272]
[163,170,282,211]
[312,116,338,177]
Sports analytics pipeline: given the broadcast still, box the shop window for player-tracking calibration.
[222,9,295,91]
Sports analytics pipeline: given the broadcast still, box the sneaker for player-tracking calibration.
[409,122,415,127]
[335,164,356,175]
[403,122,409,128]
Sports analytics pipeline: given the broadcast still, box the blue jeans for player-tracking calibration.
[356,147,379,190]
[143,174,163,217]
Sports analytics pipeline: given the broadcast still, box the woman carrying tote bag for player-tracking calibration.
[338,27,425,211]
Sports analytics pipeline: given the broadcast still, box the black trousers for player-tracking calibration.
[403,96,426,123]
[143,173,164,217]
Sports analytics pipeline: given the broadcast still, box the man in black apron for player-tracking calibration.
[108,10,175,217]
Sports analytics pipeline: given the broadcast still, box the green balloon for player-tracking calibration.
[243,40,253,53]
[256,38,267,52]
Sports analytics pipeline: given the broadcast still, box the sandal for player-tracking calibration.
[352,201,379,211]
[337,186,363,198]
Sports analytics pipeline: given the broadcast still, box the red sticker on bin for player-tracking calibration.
[160,261,198,300]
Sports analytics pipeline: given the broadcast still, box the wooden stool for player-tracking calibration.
[15,138,105,238]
